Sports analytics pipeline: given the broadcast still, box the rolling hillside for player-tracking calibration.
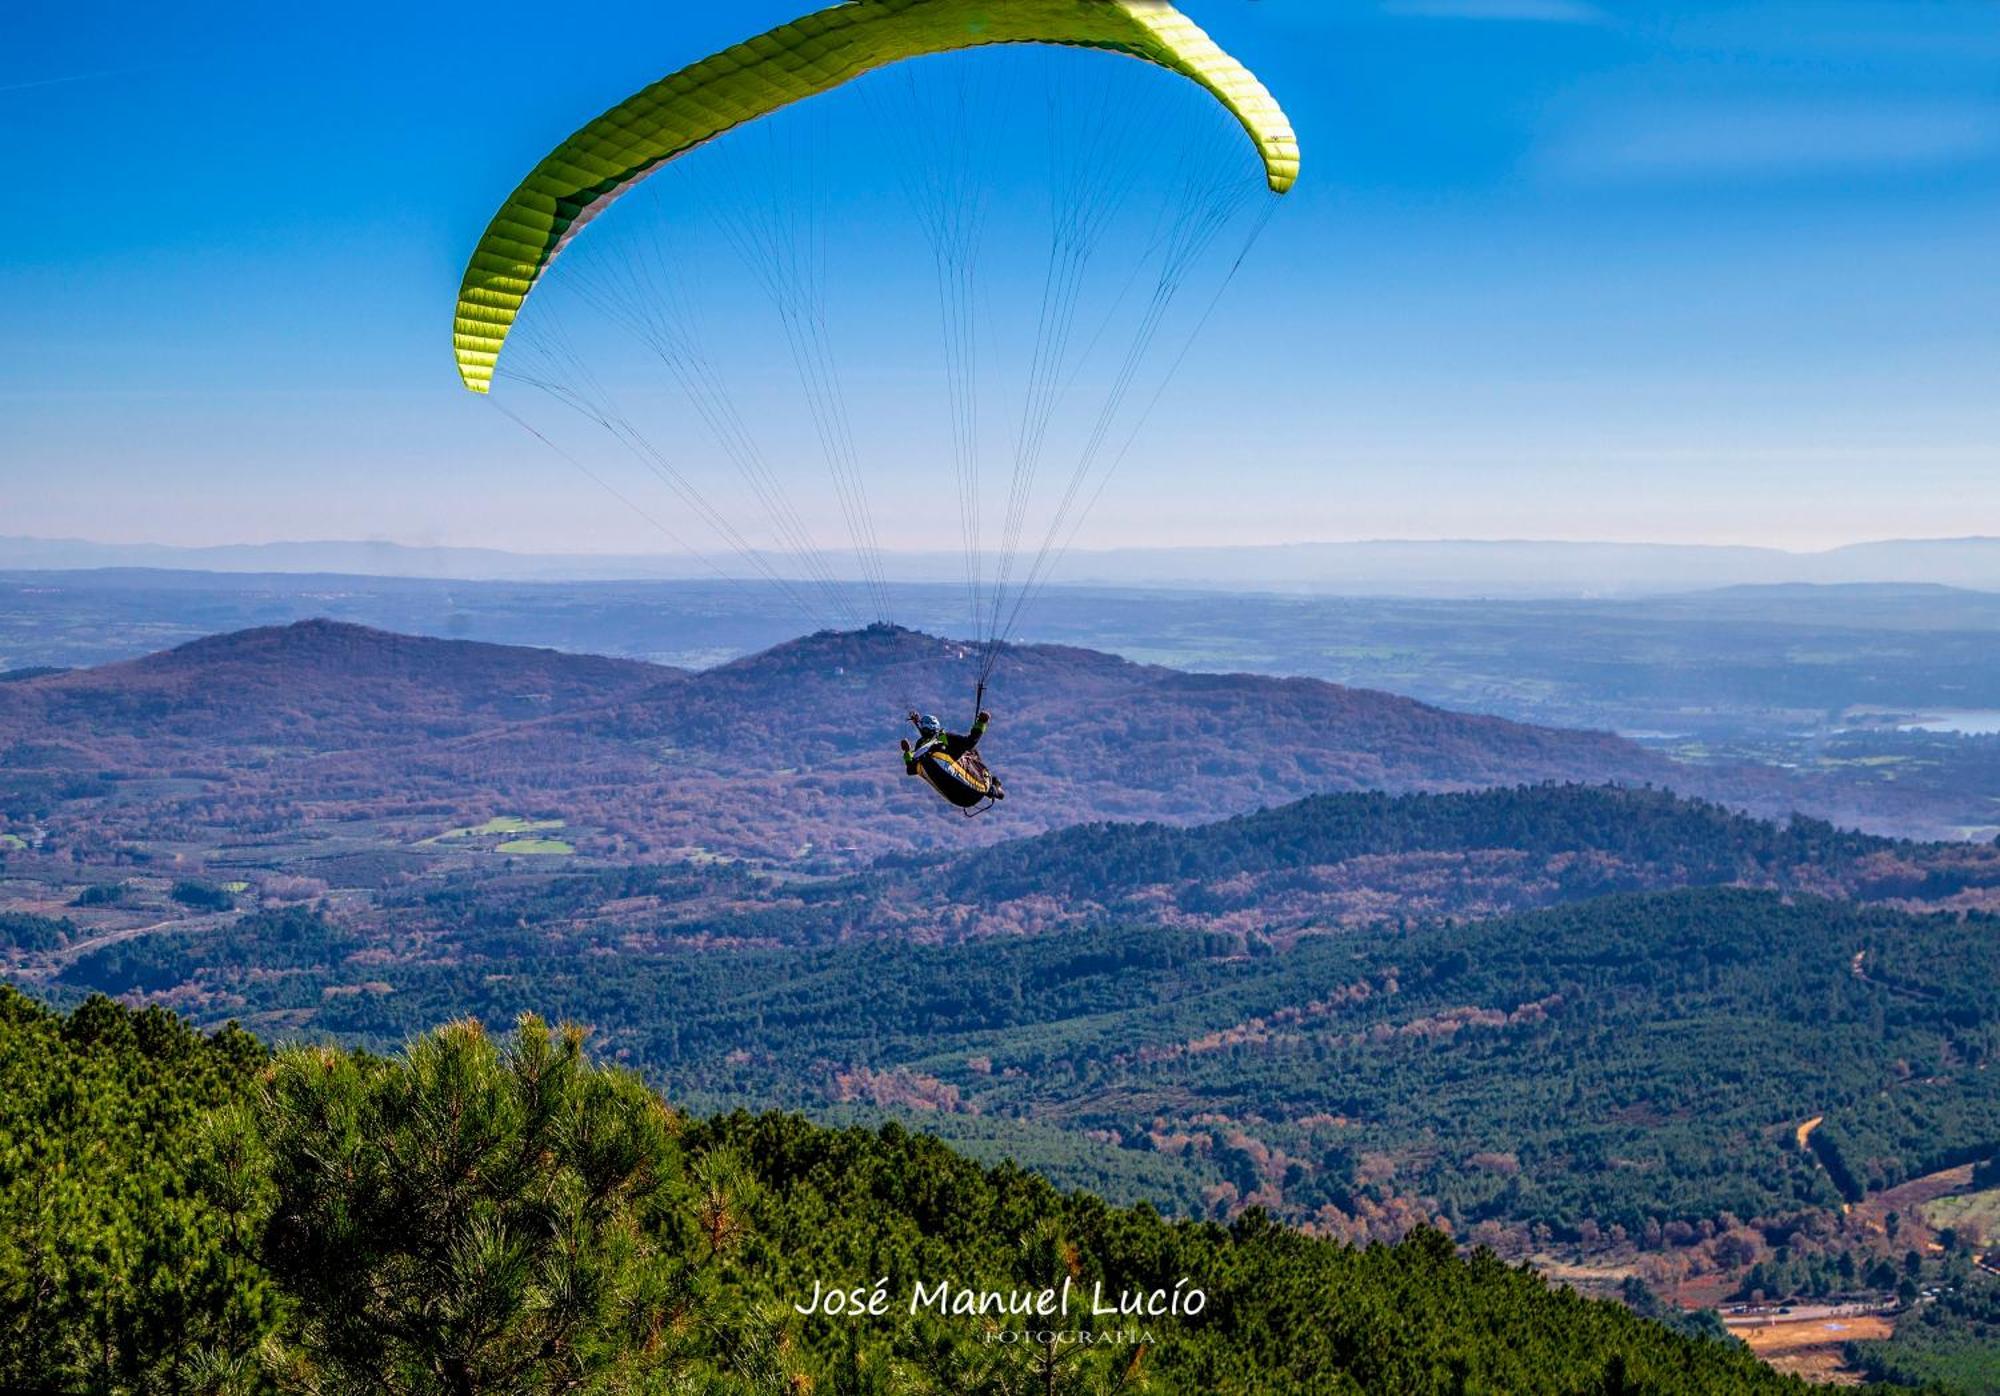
[23,784,2000,1294]
[920,784,2000,932]
[0,620,1697,862]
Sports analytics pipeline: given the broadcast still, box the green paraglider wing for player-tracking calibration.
[454,0,1298,392]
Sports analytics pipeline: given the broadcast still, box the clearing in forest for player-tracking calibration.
[424,815,567,843]
[496,838,575,856]
[1735,1313,1894,1386]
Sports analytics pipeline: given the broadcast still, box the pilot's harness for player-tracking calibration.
[909,681,1003,817]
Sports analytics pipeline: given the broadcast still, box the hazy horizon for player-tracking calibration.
[10,527,2000,559]
[9,530,2000,601]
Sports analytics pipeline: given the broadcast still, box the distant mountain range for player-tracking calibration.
[7,534,2000,597]
[0,620,1712,863]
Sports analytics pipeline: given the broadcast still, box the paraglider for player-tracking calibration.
[452,0,1297,392]
[453,0,1297,814]
[902,701,1001,814]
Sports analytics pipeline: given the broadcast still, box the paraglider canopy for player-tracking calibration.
[454,0,1298,729]
[453,0,1298,393]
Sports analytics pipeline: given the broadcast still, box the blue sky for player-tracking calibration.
[3,0,1996,555]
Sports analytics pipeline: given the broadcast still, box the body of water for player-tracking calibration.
[1900,710,2000,736]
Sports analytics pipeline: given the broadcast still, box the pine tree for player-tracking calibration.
[246,1014,784,1395]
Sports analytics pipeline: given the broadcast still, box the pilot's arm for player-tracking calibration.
[945,710,991,758]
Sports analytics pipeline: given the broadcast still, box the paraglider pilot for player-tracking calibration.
[901,707,1002,810]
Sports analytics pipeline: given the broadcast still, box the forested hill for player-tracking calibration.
[919,785,2000,928]
[620,625,1695,850]
[0,985,1858,1395]
[0,619,1718,862]
[285,886,1998,1248]
[0,618,673,754]
[940,786,1895,901]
